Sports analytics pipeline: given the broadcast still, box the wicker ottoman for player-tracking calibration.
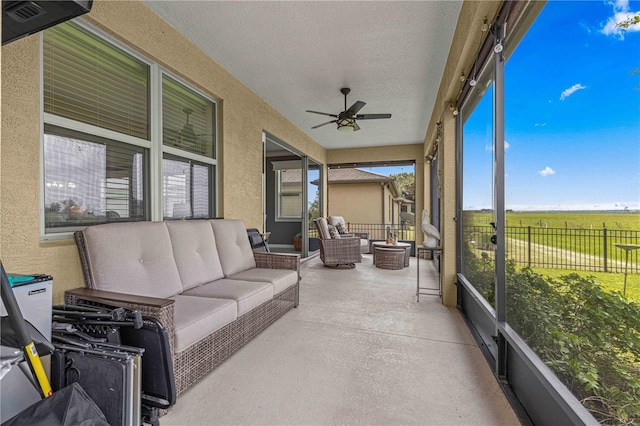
[374,247,406,270]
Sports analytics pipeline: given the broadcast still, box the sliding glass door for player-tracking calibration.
[263,132,322,258]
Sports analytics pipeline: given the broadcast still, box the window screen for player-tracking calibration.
[44,125,148,232]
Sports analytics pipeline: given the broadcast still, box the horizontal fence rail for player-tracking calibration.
[464,225,640,274]
[308,223,416,242]
[347,223,415,241]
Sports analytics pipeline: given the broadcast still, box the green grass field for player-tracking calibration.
[464,211,640,265]
[464,210,640,230]
[464,211,640,301]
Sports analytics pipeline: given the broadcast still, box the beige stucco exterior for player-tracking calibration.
[328,182,401,226]
[326,144,424,244]
[0,0,327,303]
[0,0,502,307]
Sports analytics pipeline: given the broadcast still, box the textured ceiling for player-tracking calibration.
[143,1,462,150]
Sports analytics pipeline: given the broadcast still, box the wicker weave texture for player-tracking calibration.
[71,222,300,396]
[254,252,300,271]
[318,237,362,266]
[66,282,298,396]
[172,284,298,395]
[374,247,405,270]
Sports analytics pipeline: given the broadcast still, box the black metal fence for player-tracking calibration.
[346,223,415,241]
[464,225,640,273]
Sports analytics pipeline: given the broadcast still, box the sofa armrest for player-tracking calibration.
[253,252,300,272]
[353,232,369,240]
[65,287,176,354]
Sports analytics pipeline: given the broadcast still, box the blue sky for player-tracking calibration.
[360,165,415,176]
[464,0,640,211]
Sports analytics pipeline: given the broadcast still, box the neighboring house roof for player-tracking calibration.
[324,168,400,197]
[395,197,415,205]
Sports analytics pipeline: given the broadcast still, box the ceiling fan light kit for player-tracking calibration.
[306,87,391,132]
[337,117,355,132]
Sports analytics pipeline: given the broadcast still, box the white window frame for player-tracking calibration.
[39,19,218,240]
[275,169,303,221]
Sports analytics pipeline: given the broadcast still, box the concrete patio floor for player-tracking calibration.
[162,254,520,425]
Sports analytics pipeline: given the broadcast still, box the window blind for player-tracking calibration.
[43,22,149,139]
[162,75,215,159]
[163,155,212,219]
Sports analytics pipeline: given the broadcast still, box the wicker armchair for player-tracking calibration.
[328,215,369,253]
[314,218,362,268]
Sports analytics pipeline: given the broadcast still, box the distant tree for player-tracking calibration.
[45,202,61,213]
[617,13,640,98]
[617,12,640,29]
[308,189,320,220]
[390,172,415,201]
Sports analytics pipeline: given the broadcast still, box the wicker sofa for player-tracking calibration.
[66,219,300,396]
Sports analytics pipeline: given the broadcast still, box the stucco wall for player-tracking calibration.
[0,0,505,308]
[326,144,424,247]
[328,183,383,224]
[0,0,325,303]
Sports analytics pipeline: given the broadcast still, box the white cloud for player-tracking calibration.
[534,123,547,127]
[600,0,640,39]
[538,166,555,177]
[485,140,510,151]
[505,202,640,211]
[560,83,587,101]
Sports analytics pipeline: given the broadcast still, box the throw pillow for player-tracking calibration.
[328,225,341,239]
[336,223,348,234]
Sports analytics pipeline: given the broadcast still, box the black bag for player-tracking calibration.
[2,382,109,426]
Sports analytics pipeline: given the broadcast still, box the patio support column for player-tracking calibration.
[440,113,457,307]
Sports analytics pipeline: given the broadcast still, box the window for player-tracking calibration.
[162,75,215,159]
[163,155,212,219]
[503,2,640,422]
[457,1,639,423]
[461,68,495,307]
[162,76,216,219]
[42,21,217,238]
[276,168,302,219]
[44,126,147,230]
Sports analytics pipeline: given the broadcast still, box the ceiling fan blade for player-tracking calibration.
[311,120,337,129]
[306,110,338,118]
[353,121,361,132]
[355,113,392,120]
[346,101,366,116]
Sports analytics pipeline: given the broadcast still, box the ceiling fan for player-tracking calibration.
[306,88,391,132]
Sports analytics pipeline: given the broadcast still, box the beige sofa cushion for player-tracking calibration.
[171,295,238,353]
[210,219,256,276]
[166,220,224,291]
[229,269,298,295]
[82,222,183,298]
[182,279,273,316]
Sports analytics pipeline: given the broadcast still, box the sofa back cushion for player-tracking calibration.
[166,220,225,291]
[81,222,183,298]
[210,219,256,276]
